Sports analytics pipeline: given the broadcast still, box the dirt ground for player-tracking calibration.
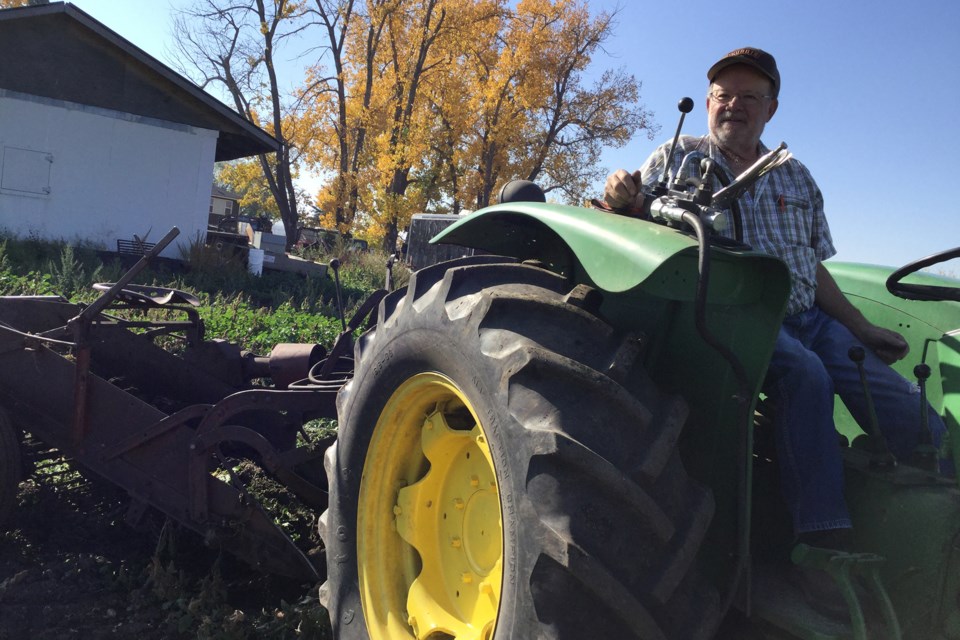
[0,457,331,640]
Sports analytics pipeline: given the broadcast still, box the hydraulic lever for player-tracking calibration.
[657,97,695,191]
[329,258,347,333]
[909,364,939,472]
[711,142,792,209]
[848,346,897,469]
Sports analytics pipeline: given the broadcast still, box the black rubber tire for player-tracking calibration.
[320,257,722,640]
[0,406,22,530]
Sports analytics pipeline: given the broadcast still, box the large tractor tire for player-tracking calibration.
[320,257,722,640]
[0,406,22,530]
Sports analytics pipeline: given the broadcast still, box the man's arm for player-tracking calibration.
[815,263,909,364]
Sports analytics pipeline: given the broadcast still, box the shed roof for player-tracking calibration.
[212,185,242,201]
[0,2,278,161]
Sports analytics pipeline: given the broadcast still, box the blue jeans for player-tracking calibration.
[764,306,946,534]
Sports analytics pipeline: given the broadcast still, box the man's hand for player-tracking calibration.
[856,324,910,364]
[815,263,910,365]
[604,169,645,211]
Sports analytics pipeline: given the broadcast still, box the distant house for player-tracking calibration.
[209,185,241,231]
[0,2,277,259]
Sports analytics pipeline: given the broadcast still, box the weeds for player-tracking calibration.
[146,529,240,639]
[46,244,104,297]
[0,269,56,296]
[140,490,330,639]
[12,445,332,638]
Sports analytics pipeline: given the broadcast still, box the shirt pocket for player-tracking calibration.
[771,192,812,247]
[779,194,809,210]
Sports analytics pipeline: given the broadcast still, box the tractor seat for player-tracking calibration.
[92,283,201,308]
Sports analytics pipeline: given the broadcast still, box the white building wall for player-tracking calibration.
[0,90,218,259]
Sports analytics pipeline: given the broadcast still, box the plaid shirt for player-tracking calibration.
[638,135,834,315]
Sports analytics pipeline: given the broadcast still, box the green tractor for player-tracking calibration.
[318,138,960,637]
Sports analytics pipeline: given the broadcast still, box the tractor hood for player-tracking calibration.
[827,261,960,334]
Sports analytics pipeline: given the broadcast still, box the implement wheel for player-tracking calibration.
[0,407,22,529]
[321,257,722,639]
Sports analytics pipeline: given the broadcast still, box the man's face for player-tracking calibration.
[706,65,779,151]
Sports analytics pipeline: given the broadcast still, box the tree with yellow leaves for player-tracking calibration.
[424,0,655,212]
[302,0,654,249]
[300,0,395,234]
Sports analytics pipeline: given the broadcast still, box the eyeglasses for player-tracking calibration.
[708,90,772,106]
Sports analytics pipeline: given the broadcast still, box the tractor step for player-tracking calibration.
[751,544,902,640]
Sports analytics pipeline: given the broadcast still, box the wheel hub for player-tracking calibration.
[358,373,502,640]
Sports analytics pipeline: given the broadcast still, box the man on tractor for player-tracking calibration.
[603,46,947,554]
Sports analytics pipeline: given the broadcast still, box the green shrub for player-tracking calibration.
[199,294,343,354]
[0,232,405,352]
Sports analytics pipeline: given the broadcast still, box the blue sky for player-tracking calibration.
[69,0,960,269]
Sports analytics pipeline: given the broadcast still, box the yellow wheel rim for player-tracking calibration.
[358,373,502,640]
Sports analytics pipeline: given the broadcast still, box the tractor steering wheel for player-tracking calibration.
[885,247,960,302]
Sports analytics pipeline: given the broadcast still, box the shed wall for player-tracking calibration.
[0,90,218,258]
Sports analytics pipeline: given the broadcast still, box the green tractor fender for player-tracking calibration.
[434,202,709,294]
[434,203,792,386]
[434,201,800,300]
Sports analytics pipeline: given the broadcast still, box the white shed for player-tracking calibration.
[0,2,277,259]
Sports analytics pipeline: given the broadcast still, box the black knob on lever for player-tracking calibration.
[678,97,695,113]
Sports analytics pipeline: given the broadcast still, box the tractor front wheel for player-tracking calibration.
[321,258,722,639]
